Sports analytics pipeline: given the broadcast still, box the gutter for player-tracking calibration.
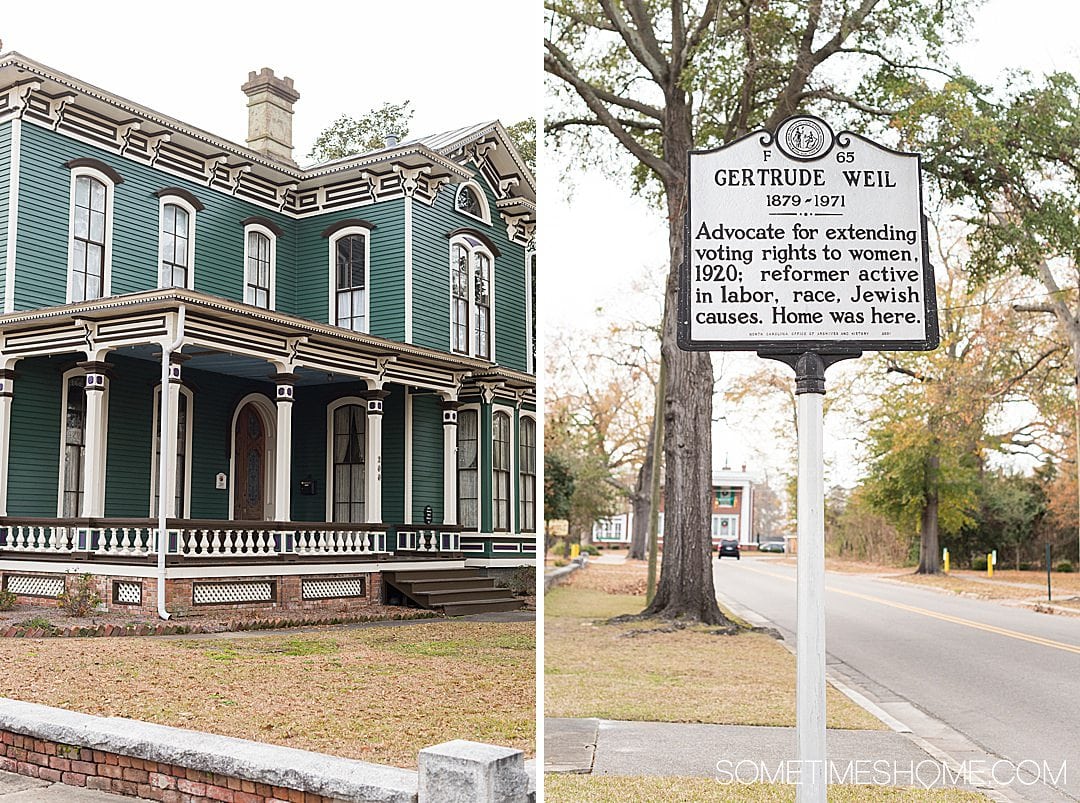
[156,305,186,620]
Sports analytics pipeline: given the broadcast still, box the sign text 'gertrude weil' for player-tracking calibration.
[678,116,939,352]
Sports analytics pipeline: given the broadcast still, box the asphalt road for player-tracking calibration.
[714,556,1080,801]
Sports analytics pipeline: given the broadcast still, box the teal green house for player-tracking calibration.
[0,54,536,617]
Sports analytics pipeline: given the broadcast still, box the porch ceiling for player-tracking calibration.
[111,345,357,386]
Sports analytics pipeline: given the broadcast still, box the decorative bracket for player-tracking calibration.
[48,92,78,131]
[497,176,520,199]
[225,164,252,196]
[392,165,424,198]
[499,211,531,241]
[6,81,42,119]
[116,120,142,156]
[145,132,172,167]
[203,154,230,186]
[477,381,502,404]
[275,182,298,212]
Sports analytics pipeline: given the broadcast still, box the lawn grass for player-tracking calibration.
[545,565,884,730]
[545,775,987,802]
[893,570,1080,601]
[0,620,534,768]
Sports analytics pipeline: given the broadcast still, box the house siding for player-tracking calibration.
[13,122,295,313]
[412,179,529,372]
[411,393,444,524]
[7,357,64,517]
[295,201,406,339]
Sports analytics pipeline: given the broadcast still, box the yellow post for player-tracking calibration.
[570,543,580,559]
[987,552,993,579]
[944,548,950,574]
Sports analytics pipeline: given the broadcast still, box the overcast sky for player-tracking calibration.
[544,0,1080,485]
[0,1,539,165]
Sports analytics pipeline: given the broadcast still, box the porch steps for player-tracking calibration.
[383,569,523,616]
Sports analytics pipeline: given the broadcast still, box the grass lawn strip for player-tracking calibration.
[545,565,884,730]
[0,620,534,768]
[544,775,988,801]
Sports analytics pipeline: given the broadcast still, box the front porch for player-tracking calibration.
[0,290,537,614]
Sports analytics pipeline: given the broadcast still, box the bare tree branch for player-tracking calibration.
[547,116,663,133]
[598,0,669,85]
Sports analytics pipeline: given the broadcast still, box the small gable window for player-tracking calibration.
[454,181,490,224]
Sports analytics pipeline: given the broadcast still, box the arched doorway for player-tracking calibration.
[230,396,276,520]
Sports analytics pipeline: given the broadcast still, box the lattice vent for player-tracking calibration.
[193,581,273,605]
[6,575,65,598]
[302,578,366,600]
[114,581,142,605]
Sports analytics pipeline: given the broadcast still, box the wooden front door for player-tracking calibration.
[234,403,266,520]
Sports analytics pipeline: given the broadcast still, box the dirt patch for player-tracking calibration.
[566,561,649,596]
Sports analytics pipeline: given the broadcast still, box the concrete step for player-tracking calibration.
[387,569,482,582]
[404,578,499,592]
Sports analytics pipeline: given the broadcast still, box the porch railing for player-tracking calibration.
[0,518,391,559]
[393,525,463,554]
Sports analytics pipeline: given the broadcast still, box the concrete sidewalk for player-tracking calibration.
[0,770,145,801]
[546,717,951,785]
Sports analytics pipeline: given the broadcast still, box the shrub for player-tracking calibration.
[972,556,988,571]
[57,572,102,617]
[580,544,600,556]
[1056,561,1075,574]
[1018,562,1032,571]
[553,559,568,567]
[496,566,536,597]
[19,616,54,631]
[0,590,15,611]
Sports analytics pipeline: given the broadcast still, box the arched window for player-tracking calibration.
[457,409,479,529]
[454,181,490,224]
[330,229,369,332]
[159,199,196,289]
[518,416,536,532]
[327,398,367,522]
[492,411,512,531]
[244,224,276,309]
[449,235,494,360]
[150,386,193,517]
[68,169,113,302]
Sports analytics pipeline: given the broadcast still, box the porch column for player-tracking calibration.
[273,373,295,522]
[0,369,15,516]
[161,358,183,518]
[78,361,110,517]
[441,400,460,526]
[362,389,390,524]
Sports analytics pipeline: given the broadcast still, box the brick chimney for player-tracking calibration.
[241,68,300,167]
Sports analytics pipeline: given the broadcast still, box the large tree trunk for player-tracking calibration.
[917,453,941,574]
[628,420,654,560]
[641,89,731,624]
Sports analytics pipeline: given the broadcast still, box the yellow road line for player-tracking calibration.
[735,563,1080,657]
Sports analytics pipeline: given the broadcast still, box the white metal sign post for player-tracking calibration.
[679,116,939,803]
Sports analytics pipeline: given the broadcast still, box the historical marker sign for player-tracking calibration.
[678,115,939,353]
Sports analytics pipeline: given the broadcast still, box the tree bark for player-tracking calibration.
[917,453,941,574]
[629,423,653,560]
[641,87,731,624]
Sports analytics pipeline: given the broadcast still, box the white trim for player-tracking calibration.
[448,235,495,361]
[65,164,115,303]
[156,195,197,291]
[464,558,537,568]
[454,180,491,225]
[228,393,277,520]
[325,396,368,523]
[4,119,21,314]
[404,195,413,342]
[525,250,536,375]
[168,560,467,578]
[150,384,194,517]
[55,367,109,517]
[491,404,515,533]
[243,222,277,311]
[327,226,371,332]
[404,392,413,524]
[0,560,156,578]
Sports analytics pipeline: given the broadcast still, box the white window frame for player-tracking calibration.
[325,396,369,523]
[66,166,115,303]
[328,226,371,333]
[157,195,197,290]
[491,404,516,533]
[448,235,496,362]
[149,385,194,517]
[518,413,537,533]
[227,393,277,520]
[244,222,277,310]
[457,403,481,533]
[454,180,491,225]
[56,368,109,517]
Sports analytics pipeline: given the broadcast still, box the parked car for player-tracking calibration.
[718,539,740,559]
[759,541,786,553]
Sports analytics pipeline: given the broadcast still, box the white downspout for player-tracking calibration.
[157,306,186,620]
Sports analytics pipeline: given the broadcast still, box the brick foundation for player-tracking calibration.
[0,731,346,802]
